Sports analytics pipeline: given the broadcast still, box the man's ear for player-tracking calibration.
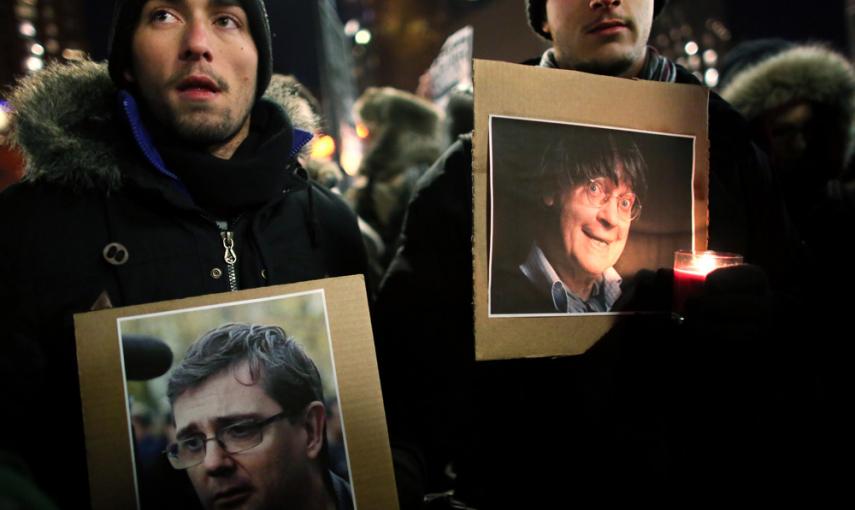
[302,401,326,460]
[542,20,551,35]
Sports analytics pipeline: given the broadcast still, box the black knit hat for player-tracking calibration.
[527,0,668,40]
[107,0,273,100]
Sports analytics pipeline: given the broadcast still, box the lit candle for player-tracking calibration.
[673,250,743,316]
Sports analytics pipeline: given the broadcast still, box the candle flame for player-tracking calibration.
[696,252,719,276]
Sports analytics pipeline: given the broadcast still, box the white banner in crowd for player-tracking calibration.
[428,25,474,109]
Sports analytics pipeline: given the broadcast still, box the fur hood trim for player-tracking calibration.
[355,87,442,180]
[9,60,317,191]
[721,44,855,123]
[11,60,123,190]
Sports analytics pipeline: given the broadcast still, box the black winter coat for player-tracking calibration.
[0,61,366,508]
[374,65,812,508]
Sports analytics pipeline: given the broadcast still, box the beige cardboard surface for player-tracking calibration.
[74,275,398,510]
[473,59,709,361]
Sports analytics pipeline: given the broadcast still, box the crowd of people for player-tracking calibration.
[1,0,854,508]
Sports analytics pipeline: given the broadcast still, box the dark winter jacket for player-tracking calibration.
[0,61,366,508]
[374,63,806,507]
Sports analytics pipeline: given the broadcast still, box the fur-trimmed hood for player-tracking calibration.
[354,86,442,181]
[346,87,441,243]
[721,44,855,124]
[8,60,318,192]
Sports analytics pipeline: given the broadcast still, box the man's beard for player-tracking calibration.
[140,69,255,148]
[166,104,251,147]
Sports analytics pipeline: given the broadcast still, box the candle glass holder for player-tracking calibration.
[673,250,743,317]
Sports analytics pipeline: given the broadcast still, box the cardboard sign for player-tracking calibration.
[428,26,474,109]
[74,276,398,510]
[473,59,709,360]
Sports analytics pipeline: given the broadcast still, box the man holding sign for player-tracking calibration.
[375,0,801,507]
[0,1,366,507]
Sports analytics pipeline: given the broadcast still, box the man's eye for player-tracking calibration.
[587,181,602,194]
[181,436,205,453]
[223,422,258,440]
[619,196,634,210]
[214,15,239,28]
[150,10,178,24]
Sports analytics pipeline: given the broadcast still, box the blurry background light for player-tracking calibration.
[25,56,43,72]
[355,122,369,139]
[354,28,372,45]
[704,68,720,88]
[311,134,337,160]
[15,4,36,19]
[688,54,701,69]
[0,107,9,133]
[45,39,61,54]
[19,21,37,37]
[340,150,361,176]
[344,19,361,37]
[62,48,87,61]
[30,43,45,56]
[684,41,699,55]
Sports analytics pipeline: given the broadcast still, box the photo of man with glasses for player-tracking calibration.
[489,117,693,315]
[165,322,353,510]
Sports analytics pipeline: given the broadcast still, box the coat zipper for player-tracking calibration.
[218,223,240,292]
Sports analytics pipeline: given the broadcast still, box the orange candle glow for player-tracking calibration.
[673,250,743,316]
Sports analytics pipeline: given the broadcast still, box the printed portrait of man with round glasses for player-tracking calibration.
[489,116,694,315]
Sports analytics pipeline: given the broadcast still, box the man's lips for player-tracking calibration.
[176,75,221,97]
[583,228,613,245]
[213,485,252,506]
[587,19,629,35]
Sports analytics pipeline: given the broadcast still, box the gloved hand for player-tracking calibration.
[669,264,779,489]
[612,267,675,312]
[682,264,773,345]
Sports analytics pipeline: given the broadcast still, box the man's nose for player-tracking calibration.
[201,440,235,475]
[590,0,621,9]
[181,20,213,62]
[597,195,621,226]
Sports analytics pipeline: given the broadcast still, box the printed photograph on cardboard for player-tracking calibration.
[489,115,695,316]
[117,290,354,510]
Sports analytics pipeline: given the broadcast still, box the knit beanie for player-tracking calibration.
[527,0,668,40]
[107,0,273,100]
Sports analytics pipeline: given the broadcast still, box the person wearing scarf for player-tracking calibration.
[373,0,801,507]
[0,2,365,508]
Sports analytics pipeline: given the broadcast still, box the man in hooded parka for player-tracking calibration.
[0,1,366,506]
